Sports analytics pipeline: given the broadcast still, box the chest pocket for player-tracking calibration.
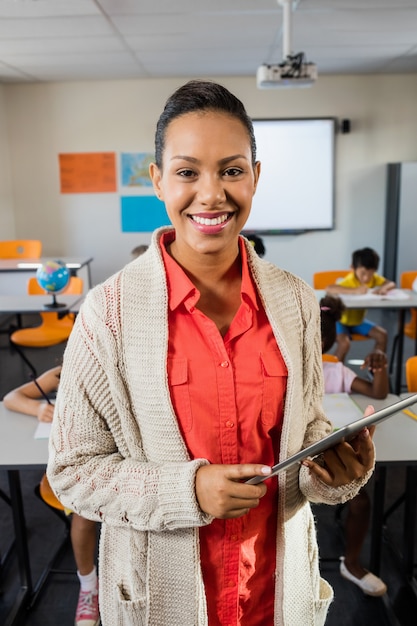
[168,357,193,433]
[260,350,288,427]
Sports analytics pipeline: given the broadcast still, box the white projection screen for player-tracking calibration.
[244,118,335,233]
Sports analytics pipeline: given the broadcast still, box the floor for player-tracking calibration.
[0,307,416,625]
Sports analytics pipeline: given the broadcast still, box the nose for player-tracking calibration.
[197,172,226,207]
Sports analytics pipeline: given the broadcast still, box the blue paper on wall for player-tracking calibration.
[121,195,171,232]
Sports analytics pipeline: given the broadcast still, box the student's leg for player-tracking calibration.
[343,489,370,578]
[335,332,351,362]
[71,514,97,575]
[368,325,388,353]
[71,514,100,625]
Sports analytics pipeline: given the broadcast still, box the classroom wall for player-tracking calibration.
[3,74,417,286]
[0,84,15,237]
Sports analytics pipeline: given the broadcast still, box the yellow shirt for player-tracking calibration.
[339,272,386,326]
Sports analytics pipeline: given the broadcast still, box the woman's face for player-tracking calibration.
[150,110,260,260]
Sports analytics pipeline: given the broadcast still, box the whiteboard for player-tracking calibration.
[245,118,335,233]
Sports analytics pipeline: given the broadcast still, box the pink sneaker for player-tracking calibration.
[75,587,100,626]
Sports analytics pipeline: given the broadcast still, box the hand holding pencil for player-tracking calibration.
[31,375,55,423]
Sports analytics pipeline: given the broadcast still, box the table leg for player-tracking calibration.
[403,466,417,580]
[394,309,406,395]
[370,465,386,575]
[5,470,33,626]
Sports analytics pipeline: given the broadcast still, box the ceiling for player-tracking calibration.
[0,0,416,84]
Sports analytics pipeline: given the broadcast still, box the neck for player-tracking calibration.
[167,239,242,287]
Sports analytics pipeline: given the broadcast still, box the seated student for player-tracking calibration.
[325,247,396,362]
[3,366,100,626]
[320,295,388,596]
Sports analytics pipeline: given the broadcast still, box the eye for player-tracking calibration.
[223,167,244,177]
[177,169,196,178]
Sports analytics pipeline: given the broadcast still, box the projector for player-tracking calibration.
[257,61,318,89]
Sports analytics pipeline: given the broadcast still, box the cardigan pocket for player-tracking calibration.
[260,350,288,427]
[314,578,333,626]
[115,583,147,625]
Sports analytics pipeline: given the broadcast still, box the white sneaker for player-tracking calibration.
[339,557,387,597]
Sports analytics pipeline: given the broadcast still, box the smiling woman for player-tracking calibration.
[47,80,376,626]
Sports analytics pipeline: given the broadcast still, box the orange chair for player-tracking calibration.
[10,276,83,375]
[405,355,417,393]
[0,239,42,259]
[322,354,339,362]
[313,270,350,290]
[389,271,417,376]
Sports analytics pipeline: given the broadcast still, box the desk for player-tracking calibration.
[317,289,417,394]
[0,403,52,626]
[0,294,84,376]
[0,257,93,294]
[0,294,84,315]
[351,394,417,580]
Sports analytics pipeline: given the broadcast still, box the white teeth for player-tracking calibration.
[191,214,229,226]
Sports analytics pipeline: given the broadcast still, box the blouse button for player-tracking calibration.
[225,420,234,428]
[220,360,229,368]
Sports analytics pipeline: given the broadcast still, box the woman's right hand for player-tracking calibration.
[37,401,54,422]
[195,464,271,519]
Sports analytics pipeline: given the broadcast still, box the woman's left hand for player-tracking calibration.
[302,405,376,487]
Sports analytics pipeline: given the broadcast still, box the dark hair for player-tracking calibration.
[320,295,346,353]
[351,247,380,270]
[154,80,257,169]
[131,244,149,259]
[246,234,266,258]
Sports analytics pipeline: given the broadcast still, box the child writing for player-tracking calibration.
[325,247,396,362]
[320,294,388,596]
[3,367,100,626]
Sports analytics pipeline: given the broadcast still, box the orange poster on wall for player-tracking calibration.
[59,152,116,193]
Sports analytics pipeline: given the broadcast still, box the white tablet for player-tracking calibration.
[246,394,417,484]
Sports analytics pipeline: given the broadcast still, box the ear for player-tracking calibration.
[149,162,163,200]
[252,161,261,196]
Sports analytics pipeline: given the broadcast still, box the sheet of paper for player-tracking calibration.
[322,392,363,430]
[34,422,52,439]
[350,288,410,301]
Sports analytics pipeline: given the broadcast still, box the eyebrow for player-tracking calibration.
[170,154,248,165]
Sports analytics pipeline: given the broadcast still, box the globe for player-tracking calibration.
[36,260,70,308]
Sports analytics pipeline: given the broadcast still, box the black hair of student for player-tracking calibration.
[154,80,257,169]
[320,295,346,354]
[351,247,380,270]
[245,234,266,258]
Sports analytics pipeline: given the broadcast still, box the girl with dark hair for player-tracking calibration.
[320,295,388,596]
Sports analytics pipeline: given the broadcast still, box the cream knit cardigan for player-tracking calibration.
[47,228,373,626]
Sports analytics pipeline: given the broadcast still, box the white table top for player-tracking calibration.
[350,394,417,463]
[0,256,93,272]
[316,289,417,310]
[1,394,416,472]
[0,402,49,469]
[0,294,84,314]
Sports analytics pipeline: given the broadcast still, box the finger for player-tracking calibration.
[224,464,272,482]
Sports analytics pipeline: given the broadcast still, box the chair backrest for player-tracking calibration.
[405,356,417,392]
[0,239,42,259]
[313,270,350,289]
[27,275,83,296]
[322,354,339,362]
[400,271,417,290]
